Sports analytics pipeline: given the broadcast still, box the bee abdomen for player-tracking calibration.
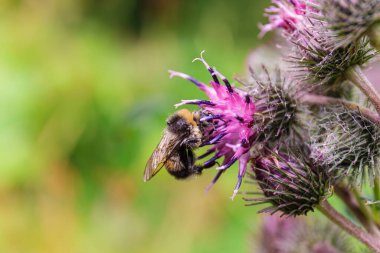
[168,169,193,179]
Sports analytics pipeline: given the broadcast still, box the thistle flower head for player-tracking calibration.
[260,1,377,99]
[244,148,330,216]
[259,0,309,37]
[242,67,305,144]
[312,106,380,186]
[314,0,380,48]
[169,51,256,198]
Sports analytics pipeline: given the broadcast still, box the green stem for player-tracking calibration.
[374,178,380,223]
[335,185,379,234]
[318,200,380,252]
[346,66,380,116]
[368,21,380,51]
[352,187,380,235]
[375,178,380,202]
[299,93,380,126]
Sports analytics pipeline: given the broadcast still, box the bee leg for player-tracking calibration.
[197,149,215,160]
[192,165,203,174]
[172,147,196,179]
[186,138,199,144]
[183,148,202,177]
[185,148,195,165]
[182,137,201,147]
[200,133,226,146]
[193,160,219,174]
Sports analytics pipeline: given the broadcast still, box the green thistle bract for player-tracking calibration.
[312,106,380,186]
[291,35,376,97]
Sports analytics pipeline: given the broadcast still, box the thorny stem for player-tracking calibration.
[375,178,380,203]
[335,185,380,235]
[299,93,380,126]
[318,200,380,252]
[352,187,380,236]
[374,178,380,224]
[345,66,380,116]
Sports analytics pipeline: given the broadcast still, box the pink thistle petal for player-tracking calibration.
[259,0,312,37]
[174,99,215,108]
[169,70,215,97]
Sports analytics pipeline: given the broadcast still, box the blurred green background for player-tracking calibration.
[0,0,273,252]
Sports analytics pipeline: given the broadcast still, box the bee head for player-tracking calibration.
[166,109,196,134]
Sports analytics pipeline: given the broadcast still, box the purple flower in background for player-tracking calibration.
[257,215,353,253]
[169,51,256,199]
[259,0,308,37]
[258,215,301,253]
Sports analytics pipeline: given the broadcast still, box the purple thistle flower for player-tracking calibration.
[259,0,309,38]
[169,51,256,199]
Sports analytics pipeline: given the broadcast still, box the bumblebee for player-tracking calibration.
[144,109,205,181]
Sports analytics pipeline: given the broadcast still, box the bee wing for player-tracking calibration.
[144,131,181,182]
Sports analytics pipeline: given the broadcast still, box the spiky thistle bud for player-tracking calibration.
[242,67,305,144]
[312,106,380,186]
[291,32,377,98]
[313,0,380,48]
[261,1,377,99]
[244,149,331,216]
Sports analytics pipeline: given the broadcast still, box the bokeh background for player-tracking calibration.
[0,1,272,252]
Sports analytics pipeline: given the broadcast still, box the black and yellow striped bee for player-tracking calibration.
[144,109,206,181]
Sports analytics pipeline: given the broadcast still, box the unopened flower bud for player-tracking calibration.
[316,0,380,48]
[291,35,377,98]
[312,106,380,186]
[244,149,330,216]
[243,67,305,144]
